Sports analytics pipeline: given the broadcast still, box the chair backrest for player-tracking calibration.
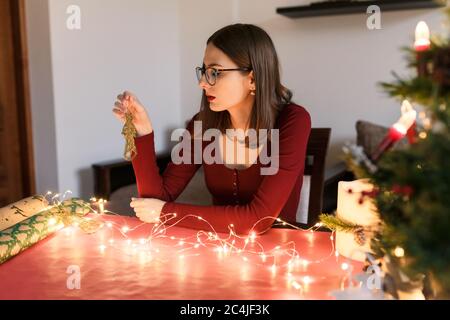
[295,128,331,228]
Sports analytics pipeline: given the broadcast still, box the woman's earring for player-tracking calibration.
[250,90,256,96]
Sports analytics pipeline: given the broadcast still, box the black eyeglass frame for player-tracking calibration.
[195,66,252,86]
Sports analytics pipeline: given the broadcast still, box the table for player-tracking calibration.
[0,215,363,299]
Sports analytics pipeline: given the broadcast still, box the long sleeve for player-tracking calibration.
[161,106,311,235]
[131,115,201,201]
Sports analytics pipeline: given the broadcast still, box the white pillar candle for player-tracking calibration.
[335,179,380,262]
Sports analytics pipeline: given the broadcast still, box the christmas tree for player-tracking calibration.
[321,7,450,299]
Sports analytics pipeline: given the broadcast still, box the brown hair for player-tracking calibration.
[197,24,292,140]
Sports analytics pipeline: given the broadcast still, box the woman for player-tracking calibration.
[112,24,311,235]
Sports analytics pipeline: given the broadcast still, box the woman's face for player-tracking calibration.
[199,43,254,112]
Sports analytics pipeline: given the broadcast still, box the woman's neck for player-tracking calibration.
[227,96,254,131]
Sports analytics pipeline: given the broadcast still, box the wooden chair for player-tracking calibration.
[297,128,331,228]
[92,128,331,228]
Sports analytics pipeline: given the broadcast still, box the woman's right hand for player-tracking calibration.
[112,91,154,137]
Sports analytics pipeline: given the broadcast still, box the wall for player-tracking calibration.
[181,0,448,177]
[25,0,448,198]
[26,0,182,198]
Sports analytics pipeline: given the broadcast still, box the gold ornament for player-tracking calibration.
[122,112,138,161]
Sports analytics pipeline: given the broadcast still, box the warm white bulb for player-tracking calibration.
[394,246,405,257]
[302,276,312,285]
[48,218,57,226]
[291,281,301,290]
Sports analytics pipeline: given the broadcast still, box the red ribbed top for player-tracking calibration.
[132,103,311,235]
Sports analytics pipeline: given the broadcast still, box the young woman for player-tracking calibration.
[112,24,311,235]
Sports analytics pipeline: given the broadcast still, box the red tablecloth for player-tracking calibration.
[0,215,363,300]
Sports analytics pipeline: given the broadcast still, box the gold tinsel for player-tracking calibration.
[47,198,105,234]
[122,112,138,161]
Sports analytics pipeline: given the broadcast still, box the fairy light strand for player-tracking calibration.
[40,190,355,295]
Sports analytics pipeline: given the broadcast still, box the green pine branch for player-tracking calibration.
[319,213,361,233]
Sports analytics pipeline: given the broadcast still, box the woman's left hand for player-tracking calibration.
[130,197,166,223]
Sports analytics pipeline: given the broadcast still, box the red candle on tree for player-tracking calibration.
[371,100,417,162]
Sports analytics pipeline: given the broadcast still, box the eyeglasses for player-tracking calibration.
[195,66,252,86]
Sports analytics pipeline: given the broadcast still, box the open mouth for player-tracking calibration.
[206,95,216,102]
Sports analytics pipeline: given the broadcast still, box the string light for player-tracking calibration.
[37,190,355,297]
[271,264,277,273]
[394,246,405,257]
[302,259,310,268]
[291,281,302,290]
[302,276,312,285]
[48,217,57,226]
